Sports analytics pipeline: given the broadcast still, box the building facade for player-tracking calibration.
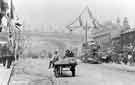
[93,33,112,50]
[120,29,135,50]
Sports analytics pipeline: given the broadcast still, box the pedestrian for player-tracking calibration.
[70,50,74,57]
[133,52,135,63]
[65,49,70,57]
[48,51,59,69]
[122,53,128,65]
[16,53,19,60]
[1,44,8,67]
[0,44,3,64]
[127,52,132,65]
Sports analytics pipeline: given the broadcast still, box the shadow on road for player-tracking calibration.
[56,71,79,78]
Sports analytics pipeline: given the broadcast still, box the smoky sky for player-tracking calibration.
[14,0,135,30]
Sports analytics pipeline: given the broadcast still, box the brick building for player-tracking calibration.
[120,29,135,50]
[91,21,122,51]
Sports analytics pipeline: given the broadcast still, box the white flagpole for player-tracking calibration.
[85,21,88,45]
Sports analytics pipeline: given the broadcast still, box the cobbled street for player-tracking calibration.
[9,58,135,85]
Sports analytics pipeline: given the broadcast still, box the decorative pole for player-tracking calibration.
[85,21,88,45]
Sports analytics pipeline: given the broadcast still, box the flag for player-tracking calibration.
[87,7,93,18]
[15,22,22,30]
[86,21,88,30]
[79,16,83,26]
[15,22,22,27]
[10,0,15,19]
[0,0,2,10]
[83,21,88,30]
[7,0,15,33]
[0,13,3,32]
[66,26,72,32]
[92,19,97,29]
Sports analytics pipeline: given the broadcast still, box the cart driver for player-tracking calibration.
[65,49,70,57]
[48,51,59,69]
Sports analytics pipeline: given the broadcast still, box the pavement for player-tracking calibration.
[0,64,13,85]
[103,63,135,72]
[9,58,54,85]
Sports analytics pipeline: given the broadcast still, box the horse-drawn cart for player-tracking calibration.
[53,58,77,77]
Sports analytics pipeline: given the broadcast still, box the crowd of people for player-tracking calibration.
[0,44,15,69]
[99,47,135,65]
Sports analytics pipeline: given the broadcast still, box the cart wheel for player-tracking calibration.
[71,66,76,77]
[72,70,75,77]
[54,68,59,77]
[59,66,62,76]
[54,71,57,77]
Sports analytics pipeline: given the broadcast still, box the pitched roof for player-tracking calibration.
[122,28,135,34]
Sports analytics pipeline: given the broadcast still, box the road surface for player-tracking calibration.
[9,58,135,85]
[0,64,12,85]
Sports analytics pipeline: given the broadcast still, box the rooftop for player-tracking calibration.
[122,28,135,34]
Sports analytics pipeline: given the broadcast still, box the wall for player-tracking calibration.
[120,30,135,49]
[93,33,112,50]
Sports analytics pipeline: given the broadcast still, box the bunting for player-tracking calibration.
[15,21,22,30]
